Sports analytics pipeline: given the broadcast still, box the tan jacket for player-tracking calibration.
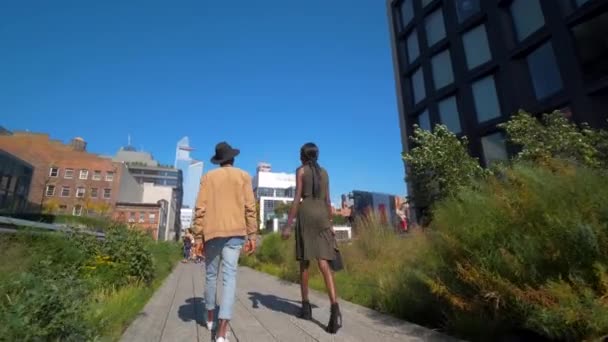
[193,166,257,241]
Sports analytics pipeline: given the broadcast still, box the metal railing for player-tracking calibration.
[0,216,105,238]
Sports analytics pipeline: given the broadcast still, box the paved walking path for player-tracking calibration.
[121,263,456,342]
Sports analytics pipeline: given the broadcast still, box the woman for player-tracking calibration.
[282,142,342,334]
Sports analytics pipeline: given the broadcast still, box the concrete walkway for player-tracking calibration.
[121,263,455,342]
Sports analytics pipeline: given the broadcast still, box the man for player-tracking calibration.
[193,142,257,342]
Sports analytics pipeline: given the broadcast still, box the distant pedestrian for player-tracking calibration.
[194,234,204,263]
[194,142,257,342]
[282,142,342,334]
[182,229,193,263]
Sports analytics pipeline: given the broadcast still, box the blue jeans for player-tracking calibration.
[204,236,245,320]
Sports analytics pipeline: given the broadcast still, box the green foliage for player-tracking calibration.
[0,227,180,341]
[331,214,348,225]
[500,110,607,169]
[102,226,155,285]
[423,164,608,340]
[272,201,292,218]
[256,233,286,264]
[0,268,94,341]
[403,124,488,210]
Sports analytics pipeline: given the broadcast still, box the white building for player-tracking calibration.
[252,163,296,231]
[180,208,194,234]
[141,183,179,241]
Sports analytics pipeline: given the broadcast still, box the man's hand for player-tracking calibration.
[244,238,256,255]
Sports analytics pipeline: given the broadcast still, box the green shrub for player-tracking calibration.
[422,164,608,340]
[0,227,178,341]
[403,124,488,214]
[0,263,94,341]
[500,110,608,169]
[257,233,286,265]
[101,226,155,285]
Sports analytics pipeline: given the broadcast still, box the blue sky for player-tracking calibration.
[0,0,406,204]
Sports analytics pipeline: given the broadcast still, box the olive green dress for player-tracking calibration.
[295,165,336,261]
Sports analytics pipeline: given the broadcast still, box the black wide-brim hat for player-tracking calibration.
[210,142,240,165]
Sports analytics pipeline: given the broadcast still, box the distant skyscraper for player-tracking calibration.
[174,137,204,209]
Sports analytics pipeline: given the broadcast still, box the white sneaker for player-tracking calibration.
[206,321,214,331]
[216,337,229,342]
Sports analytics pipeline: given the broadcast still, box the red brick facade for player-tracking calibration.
[0,132,124,216]
[113,202,166,240]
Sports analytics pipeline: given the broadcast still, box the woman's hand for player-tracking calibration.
[281,225,292,240]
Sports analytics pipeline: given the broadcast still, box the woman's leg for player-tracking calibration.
[300,260,310,302]
[317,260,337,304]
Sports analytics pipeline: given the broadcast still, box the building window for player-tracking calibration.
[510,0,545,42]
[91,188,98,198]
[462,24,492,70]
[64,168,74,179]
[400,0,414,30]
[425,8,446,47]
[481,132,509,166]
[49,167,59,177]
[406,29,420,64]
[61,186,71,197]
[79,169,89,180]
[139,213,145,222]
[257,187,274,197]
[431,49,454,90]
[472,75,501,123]
[105,171,114,182]
[571,10,608,82]
[73,205,83,216]
[527,41,564,100]
[454,0,480,23]
[45,185,56,197]
[103,188,112,199]
[149,213,156,223]
[129,212,136,222]
[92,170,102,180]
[418,110,432,131]
[411,68,426,104]
[58,205,67,213]
[76,187,86,198]
[438,96,462,133]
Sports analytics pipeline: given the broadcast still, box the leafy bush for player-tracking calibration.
[500,110,608,169]
[101,226,155,285]
[0,262,94,341]
[421,164,608,340]
[256,233,286,265]
[403,124,488,215]
[0,225,179,341]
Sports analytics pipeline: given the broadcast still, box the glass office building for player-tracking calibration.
[387,0,608,215]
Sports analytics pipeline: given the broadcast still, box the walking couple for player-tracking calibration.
[193,141,342,342]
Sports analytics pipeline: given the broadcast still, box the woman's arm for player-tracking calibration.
[286,167,305,228]
[325,172,332,222]
[325,172,334,234]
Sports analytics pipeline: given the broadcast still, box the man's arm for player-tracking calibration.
[193,174,208,236]
[243,174,257,237]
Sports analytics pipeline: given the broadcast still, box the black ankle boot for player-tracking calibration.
[299,301,312,320]
[326,303,342,334]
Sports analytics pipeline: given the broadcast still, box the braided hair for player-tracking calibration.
[300,143,322,199]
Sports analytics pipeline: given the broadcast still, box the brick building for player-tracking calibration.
[0,131,137,216]
[113,200,169,240]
